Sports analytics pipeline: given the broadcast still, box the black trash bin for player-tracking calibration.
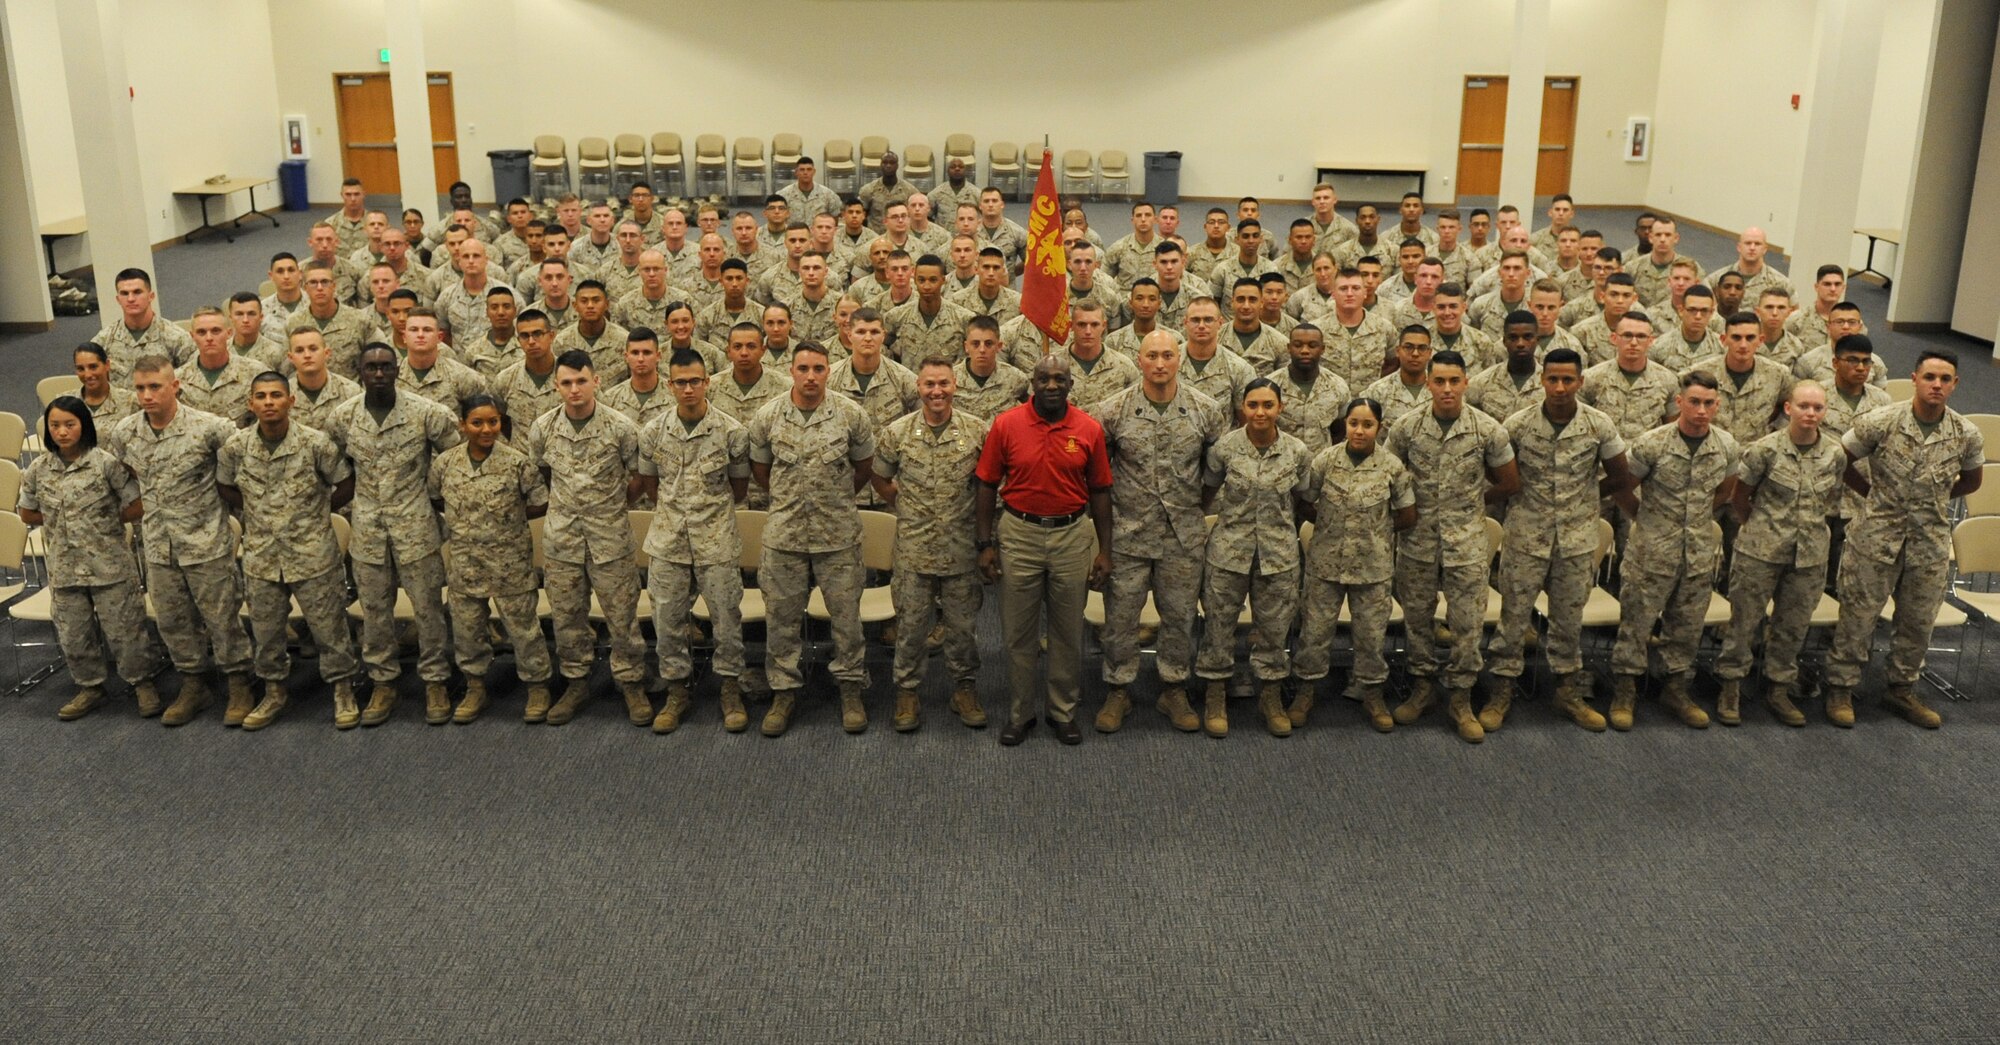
[488,149,532,204]
[1143,151,1182,208]
[278,159,310,212]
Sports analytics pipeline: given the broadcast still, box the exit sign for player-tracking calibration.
[378,48,391,63]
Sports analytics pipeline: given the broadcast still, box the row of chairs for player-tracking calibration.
[525,134,1133,204]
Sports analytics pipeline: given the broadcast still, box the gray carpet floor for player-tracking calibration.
[3,196,1999,1043]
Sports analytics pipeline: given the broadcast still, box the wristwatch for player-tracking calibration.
[975,538,997,551]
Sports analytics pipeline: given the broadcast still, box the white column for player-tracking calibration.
[1788,0,1887,280]
[0,7,52,325]
[385,0,438,220]
[1892,0,1995,330]
[1496,0,1550,213]
[55,0,153,290]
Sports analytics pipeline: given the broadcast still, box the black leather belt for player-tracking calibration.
[1006,506,1084,527]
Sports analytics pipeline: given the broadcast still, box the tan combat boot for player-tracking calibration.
[840,681,867,733]
[223,672,256,727]
[522,683,553,724]
[1764,681,1805,727]
[241,681,287,731]
[1714,678,1742,726]
[621,682,653,726]
[948,681,986,729]
[1156,685,1199,732]
[1884,684,1942,729]
[1659,673,1709,729]
[719,678,749,732]
[1608,675,1638,731]
[1551,674,1606,732]
[425,681,452,725]
[453,677,488,724]
[1094,687,1132,733]
[1392,677,1435,725]
[57,686,105,721]
[762,690,798,737]
[893,689,921,732]
[161,675,212,727]
[1258,682,1291,737]
[1202,681,1228,738]
[331,680,360,729]
[133,679,163,718]
[653,681,693,734]
[1286,683,1316,728]
[360,682,397,726]
[545,678,589,726]
[1477,676,1513,732]
[1447,687,1485,743]
[1357,683,1394,733]
[1824,686,1855,728]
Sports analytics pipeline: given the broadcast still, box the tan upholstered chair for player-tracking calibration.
[575,136,613,200]
[732,137,768,201]
[530,135,570,199]
[693,134,729,198]
[650,133,685,198]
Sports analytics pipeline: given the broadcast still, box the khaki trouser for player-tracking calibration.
[1610,561,1710,678]
[449,590,551,683]
[51,579,159,688]
[353,550,451,683]
[1827,547,1951,690]
[998,511,1094,726]
[545,553,647,683]
[1394,556,1488,690]
[1717,554,1825,685]
[246,570,360,684]
[651,560,745,682]
[889,568,981,692]
[1293,577,1391,689]
[149,555,251,676]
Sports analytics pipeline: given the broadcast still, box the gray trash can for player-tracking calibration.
[488,149,532,204]
[278,159,310,212]
[1143,151,1182,208]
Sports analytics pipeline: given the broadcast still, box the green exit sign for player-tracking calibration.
[378,48,391,63]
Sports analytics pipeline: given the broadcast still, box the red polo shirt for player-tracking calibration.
[976,401,1112,516]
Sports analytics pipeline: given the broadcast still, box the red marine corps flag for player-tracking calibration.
[1018,148,1070,344]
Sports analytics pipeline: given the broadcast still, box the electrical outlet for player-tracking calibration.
[1277,173,1284,182]
[468,123,476,134]
[160,208,167,220]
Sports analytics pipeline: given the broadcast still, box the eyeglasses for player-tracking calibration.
[668,377,708,389]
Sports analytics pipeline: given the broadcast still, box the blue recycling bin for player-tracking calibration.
[279,159,310,212]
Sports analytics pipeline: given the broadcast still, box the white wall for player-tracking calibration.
[1952,26,2000,341]
[271,0,1663,208]
[1647,0,1937,272]
[6,0,281,270]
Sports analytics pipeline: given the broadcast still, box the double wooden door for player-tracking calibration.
[333,71,460,194]
[1455,76,1579,197]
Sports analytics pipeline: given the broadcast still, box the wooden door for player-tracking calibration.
[427,73,459,192]
[334,73,399,194]
[1456,76,1508,196]
[334,72,460,194]
[1536,77,1579,197]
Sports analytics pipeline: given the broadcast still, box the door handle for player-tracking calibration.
[1459,143,1502,151]
[433,141,456,148]
[349,142,396,150]
[1539,144,1568,152]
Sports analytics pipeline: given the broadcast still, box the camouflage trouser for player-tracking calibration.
[148,555,251,676]
[245,570,360,684]
[1826,548,1951,689]
[545,554,647,683]
[353,550,451,683]
[449,589,550,683]
[1100,550,1202,687]
[1394,556,1488,689]
[1488,548,1594,679]
[889,568,981,692]
[51,580,159,688]
[1718,554,1826,684]
[760,546,866,692]
[1195,560,1299,682]
[1610,560,1710,677]
[650,559,745,682]
[1293,576,1391,689]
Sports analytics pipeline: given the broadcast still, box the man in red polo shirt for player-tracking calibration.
[975,355,1114,745]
